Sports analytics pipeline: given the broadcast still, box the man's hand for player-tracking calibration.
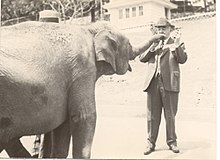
[171,29,181,46]
[149,41,160,52]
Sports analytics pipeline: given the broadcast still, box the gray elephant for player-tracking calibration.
[0,21,164,158]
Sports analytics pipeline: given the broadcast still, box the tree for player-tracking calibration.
[1,0,44,25]
[1,0,42,20]
[1,0,108,26]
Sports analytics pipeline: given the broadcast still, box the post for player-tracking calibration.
[0,1,1,26]
[203,0,207,12]
[100,0,103,20]
[183,0,186,16]
[90,0,95,22]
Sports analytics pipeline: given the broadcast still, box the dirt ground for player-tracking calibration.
[0,17,216,159]
[93,16,216,159]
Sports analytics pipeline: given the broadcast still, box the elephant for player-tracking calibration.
[0,21,165,158]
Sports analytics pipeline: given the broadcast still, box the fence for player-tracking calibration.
[1,15,38,26]
[170,11,216,23]
[120,11,216,32]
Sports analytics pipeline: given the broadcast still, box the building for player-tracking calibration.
[170,0,195,13]
[104,0,177,29]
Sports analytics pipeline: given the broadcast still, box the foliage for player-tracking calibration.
[1,0,106,25]
[1,0,43,21]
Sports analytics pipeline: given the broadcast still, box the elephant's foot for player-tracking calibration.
[5,138,32,158]
[72,147,91,159]
[0,145,4,153]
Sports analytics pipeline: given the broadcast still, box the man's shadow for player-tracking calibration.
[151,141,211,159]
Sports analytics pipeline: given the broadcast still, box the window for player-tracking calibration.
[132,7,136,17]
[119,9,123,19]
[125,8,130,18]
[139,6,143,16]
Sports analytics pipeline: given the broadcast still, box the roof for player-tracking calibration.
[104,0,177,9]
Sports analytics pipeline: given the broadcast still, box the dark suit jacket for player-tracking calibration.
[139,38,187,92]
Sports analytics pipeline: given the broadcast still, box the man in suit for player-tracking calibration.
[139,18,187,155]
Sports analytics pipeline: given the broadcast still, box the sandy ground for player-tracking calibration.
[0,17,216,159]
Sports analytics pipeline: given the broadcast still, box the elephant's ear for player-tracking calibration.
[94,30,118,72]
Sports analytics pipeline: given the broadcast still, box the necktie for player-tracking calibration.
[155,40,164,77]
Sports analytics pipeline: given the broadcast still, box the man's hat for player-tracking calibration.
[39,10,60,23]
[154,18,175,28]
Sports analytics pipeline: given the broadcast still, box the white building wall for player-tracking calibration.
[148,2,166,22]
[107,2,171,29]
[109,3,148,29]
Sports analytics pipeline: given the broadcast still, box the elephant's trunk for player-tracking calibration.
[129,34,165,60]
[129,40,154,60]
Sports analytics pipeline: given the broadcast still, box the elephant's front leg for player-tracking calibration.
[69,76,97,158]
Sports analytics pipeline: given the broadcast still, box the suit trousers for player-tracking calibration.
[146,74,178,146]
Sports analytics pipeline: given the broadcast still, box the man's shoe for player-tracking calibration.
[144,146,155,155]
[144,141,155,155]
[169,144,180,153]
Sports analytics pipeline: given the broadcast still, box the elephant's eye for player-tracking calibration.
[110,40,118,51]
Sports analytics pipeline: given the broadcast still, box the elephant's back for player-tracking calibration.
[0,22,78,82]
[0,21,88,67]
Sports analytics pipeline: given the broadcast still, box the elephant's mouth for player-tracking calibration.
[128,64,132,72]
